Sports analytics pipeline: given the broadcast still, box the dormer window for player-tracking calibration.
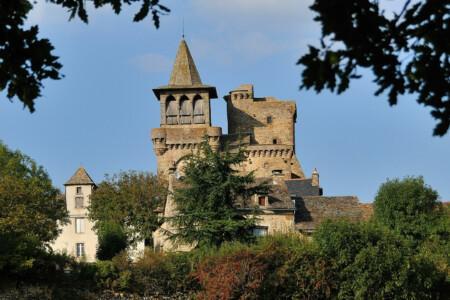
[76,186,82,194]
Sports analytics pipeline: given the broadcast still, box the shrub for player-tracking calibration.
[194,249,267,300]
[132,249,194,296]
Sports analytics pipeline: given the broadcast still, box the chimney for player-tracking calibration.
[311,168,319,187]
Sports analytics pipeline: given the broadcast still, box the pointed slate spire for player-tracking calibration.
[65,167,95,186]
[153,39,217,100]
[169,39,202,86]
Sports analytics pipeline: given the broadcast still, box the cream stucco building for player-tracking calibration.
[52,167,98,262]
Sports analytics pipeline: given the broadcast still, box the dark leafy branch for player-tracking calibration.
[0,0,169,112]
[298,0,450,136]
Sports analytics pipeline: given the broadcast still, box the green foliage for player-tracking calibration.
[96,222,128,260]
[299,0,450,136]
[278,243,336,300]
[314,220,447,299]
[374,176,440,242]
[0,0,169,111]
[1,228,448,299]
[0,141,68,273]
[131,249,195,296]
[0,1,62,112]
[89,171,166,246]
[168,140,268,248]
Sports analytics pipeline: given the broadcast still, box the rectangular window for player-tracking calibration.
[75,197,84,208]
[76,243,85,257]
[76,186,82,194]
[75,218,85,233]
[253,227,268,237]
[267,116,272,124]
[258,196,266,206]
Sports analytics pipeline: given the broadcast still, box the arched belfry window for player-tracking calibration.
[193,95,205,124]
[179,95,192,124]
[166,95,178,125]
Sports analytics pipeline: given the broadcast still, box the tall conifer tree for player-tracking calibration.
[168,140,268,248]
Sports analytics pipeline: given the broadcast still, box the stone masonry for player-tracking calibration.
[151,39,368,251]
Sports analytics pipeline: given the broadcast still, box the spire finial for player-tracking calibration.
[182,17,185,39]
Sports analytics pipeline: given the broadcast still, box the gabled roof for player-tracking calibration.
[65,167,95,186]
[285,178,322,197]
[153,39,218,99]
[295,196,372,232]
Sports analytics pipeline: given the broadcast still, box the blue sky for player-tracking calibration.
[0,0,449,202]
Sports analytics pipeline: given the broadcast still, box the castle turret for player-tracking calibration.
[52,167,98,262]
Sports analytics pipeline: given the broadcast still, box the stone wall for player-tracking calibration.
[224,84,304,179]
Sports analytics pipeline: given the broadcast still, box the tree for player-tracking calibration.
[89,171,166,247]
[299,0,450,136]
[373,176,441,242]
[167,141,268,248]
[313,220,446,299]
[0,141,68,272]
[0,0,169,111]
[96,221,128,260]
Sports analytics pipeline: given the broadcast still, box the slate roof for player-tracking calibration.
[237,178,295,210]
[285,178,322,197]
[65,167,95,186]
[295,196,372,232]
[153,39,217,99]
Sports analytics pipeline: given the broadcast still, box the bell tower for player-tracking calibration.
[153,39,217,127]
[151,39,222,175]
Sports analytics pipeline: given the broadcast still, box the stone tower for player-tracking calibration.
[151,39,222,176]
[52,167,98,262]
[151,39,223,251]
[224,84,305,179]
